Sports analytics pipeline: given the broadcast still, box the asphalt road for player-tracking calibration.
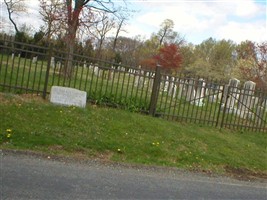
[1,150,267,200]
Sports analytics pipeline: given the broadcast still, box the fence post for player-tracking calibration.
[149,64,161,116]
[219,85,231,129]
[215,85,225,128]
[42,43,53,99]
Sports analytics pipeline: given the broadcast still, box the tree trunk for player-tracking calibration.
[64,25,76,79]
[64,0,82,79]
[4,0,19,33]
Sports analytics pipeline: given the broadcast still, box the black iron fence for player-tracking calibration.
[0,36,266,132]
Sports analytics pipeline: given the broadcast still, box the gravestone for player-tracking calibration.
[167,77,177,98]
[195,78,205,106]
[262,98,267,111]
[185,79,196,102]
[94,65,99,76]
[89,63,94,71]
[134,67,144,88]
[50,57,55,69]
[255,106,265,126]
[223,78,240,113]
[56,61,61,72]
[163,76,169,92]
[238,81,256,109]
[208,83,220,103]
[32,56,37,63]
[50,86,87,108]
[83,61,87,68]
[237,81,256,118]
[177,80,186,99]
[11,53,14,60]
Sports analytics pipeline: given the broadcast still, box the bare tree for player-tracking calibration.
[3,0,27,33]
[112,7,133,51]
[38,0,124,77]
[39,0,65,41]
[64,0,118,77]
[87,11,115,58]
[157,19,184,47]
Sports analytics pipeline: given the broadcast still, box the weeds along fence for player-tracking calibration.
[0,36,266,132]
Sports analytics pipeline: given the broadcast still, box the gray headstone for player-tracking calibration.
[237,81,256,117]
[185,79,196,102]
[223,78,240,113]
[50,57,55,69]
[50,86,87,108]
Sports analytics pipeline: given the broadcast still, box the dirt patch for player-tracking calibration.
[224,165,267,182]
[0,93,47,105]
[48,145,64,151]
[94,151,114,162]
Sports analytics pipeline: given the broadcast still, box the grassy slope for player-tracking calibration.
[1,93,266,177]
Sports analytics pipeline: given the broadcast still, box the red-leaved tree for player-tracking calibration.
[236,41,267,91]
[141,44,183,72]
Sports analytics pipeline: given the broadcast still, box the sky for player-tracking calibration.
[1,0,266,45]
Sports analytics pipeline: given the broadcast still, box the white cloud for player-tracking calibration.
[128,0,266,44]
[233,0,261,17]
[216,21,267,43]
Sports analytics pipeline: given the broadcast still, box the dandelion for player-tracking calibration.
[6,129,12,133]
[156,142,160,146]
[60,111,63,113]
[117,148,122,153]
[152,142,155,145]
[7,134,11,138]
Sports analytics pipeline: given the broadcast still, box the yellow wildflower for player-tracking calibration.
[6,129,12,133]
[117,148,122,153]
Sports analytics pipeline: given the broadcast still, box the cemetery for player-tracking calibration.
[0,37,266,132]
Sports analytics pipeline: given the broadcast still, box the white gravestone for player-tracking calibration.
[237,81,256,118]
[163,76,169,92]
[238,81,256,110]
[83,61,87,68]
[56,61,61,72]
[50,86,87,108]
[50,57,55,69]
[177,80,186,99]
[186,79,196,102]
[223,78,240,113]
[32,56,37,63]
[195,78,206,106]
[208,84,220,103]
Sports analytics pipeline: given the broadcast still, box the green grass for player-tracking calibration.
[1,93,267,176]
[1,54,266,132]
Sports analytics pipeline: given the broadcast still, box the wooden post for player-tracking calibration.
[43,44,53,99]
[149,65,161,116]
